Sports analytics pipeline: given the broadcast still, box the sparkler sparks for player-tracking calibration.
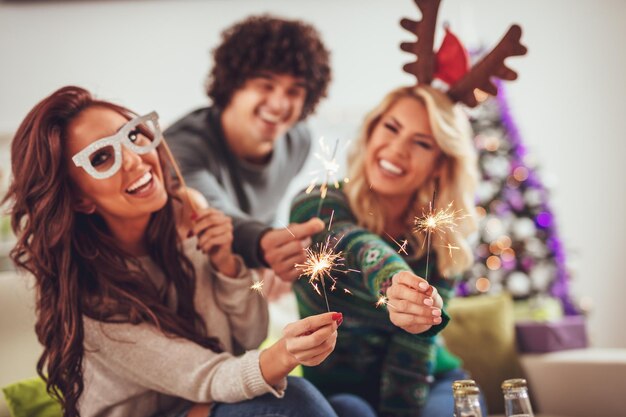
[413,192,464,282]
[443,242,460,258]
[385,232,409,255]
[375,294,396,309]
[413,202,460,237]
[306,137,350,217]
[250,280,264,293]
[306,137,348,199]
[295,235,345,311]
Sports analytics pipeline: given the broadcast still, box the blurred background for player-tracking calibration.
[0,0,624,348]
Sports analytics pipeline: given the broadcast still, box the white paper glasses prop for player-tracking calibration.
[71,111,162,179]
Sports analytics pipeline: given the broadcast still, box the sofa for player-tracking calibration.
[2,269,625,417]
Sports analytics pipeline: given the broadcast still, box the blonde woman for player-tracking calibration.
[290,85,483,417]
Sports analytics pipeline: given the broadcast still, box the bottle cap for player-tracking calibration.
[501,378,528,390]
[454,386,480,396]
[452,379,477,391]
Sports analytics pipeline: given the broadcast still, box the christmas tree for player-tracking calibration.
[458,86,577,315]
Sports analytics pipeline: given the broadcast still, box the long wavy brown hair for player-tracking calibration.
[2,86,222,417]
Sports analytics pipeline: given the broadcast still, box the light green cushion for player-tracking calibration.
[2,377,62,417]
[441,294,524,414]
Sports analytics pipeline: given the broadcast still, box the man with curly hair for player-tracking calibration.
[166,15,332,287]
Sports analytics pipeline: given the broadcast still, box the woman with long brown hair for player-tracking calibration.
[3,86,376,417]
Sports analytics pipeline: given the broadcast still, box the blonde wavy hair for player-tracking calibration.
[344,85,479,276]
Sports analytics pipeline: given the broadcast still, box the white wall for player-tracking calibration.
[1,0,624,347]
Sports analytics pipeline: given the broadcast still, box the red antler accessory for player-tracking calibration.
[401,0,528,107]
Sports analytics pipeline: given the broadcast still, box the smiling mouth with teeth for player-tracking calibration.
[258,108,283,124]
[126,171,153,194]
[379,159,404,176]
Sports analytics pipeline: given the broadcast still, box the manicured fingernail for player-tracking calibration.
[337,317,343,326]
[418,282,429,290]
[331,313,343,321]
[423,298,433,306]
[431,309,441,317]
[433,317,442,324]
[424,286,434,296]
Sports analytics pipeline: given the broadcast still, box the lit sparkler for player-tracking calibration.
[295,235,345,312]
[413,189,463,281]
[413,202,460,237]
[306,137,350,217]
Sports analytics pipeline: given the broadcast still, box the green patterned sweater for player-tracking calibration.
[290,186,461,417]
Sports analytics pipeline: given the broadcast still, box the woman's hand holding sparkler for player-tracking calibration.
[260,218,325,282]
[283,312,342,366]
[386,271,443,334]
[191,207,238,277]
[258,312,342,386]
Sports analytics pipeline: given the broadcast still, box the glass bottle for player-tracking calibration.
[453,386,483,417]
[502,378,535,417]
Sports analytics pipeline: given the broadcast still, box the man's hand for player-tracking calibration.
[260,218,325,282]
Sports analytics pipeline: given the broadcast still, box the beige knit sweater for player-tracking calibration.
[78,238,285,417]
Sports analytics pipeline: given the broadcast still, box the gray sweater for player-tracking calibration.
[165,107,311,267]
[78,238,284,417]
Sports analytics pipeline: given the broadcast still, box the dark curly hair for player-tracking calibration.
[206,15,332,120]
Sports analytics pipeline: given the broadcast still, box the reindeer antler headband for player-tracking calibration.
[400,0,527,107]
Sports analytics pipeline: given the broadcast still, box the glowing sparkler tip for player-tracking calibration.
[413,202,461,236]
[296,239,341,277]
[295,236,345,303]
